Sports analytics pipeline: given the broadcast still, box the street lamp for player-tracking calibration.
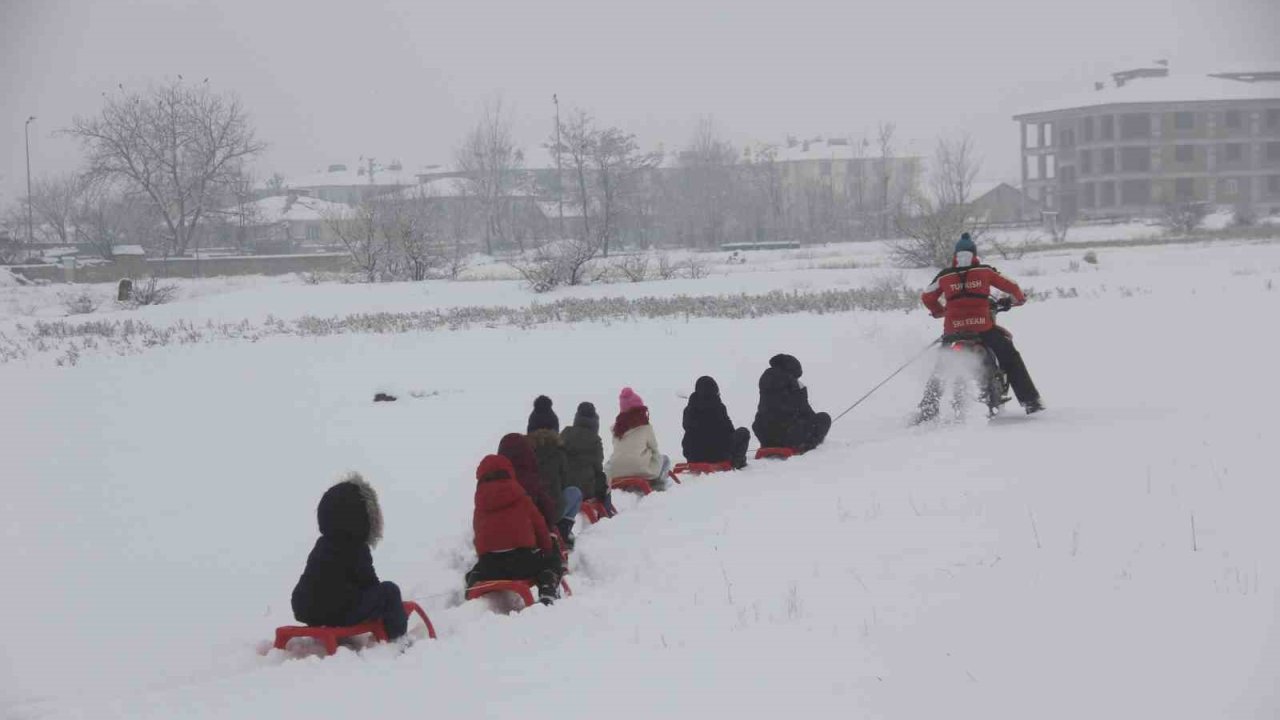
[24,116,36,245]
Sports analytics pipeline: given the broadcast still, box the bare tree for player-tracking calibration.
[679,118,738,249]
[376,188,447,281]
[454,98,525,255]
[892,135,987,268]
[66,79,265,257]
[931,133,981,208]
[551,109,596,243]
[875,122,897,238]
[25,173,85,245]
[74,182,158,259]
[323,203,385,282]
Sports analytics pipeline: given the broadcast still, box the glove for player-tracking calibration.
[996,297,1014,312]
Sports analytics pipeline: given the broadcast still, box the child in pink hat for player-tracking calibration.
[606,387,672,490]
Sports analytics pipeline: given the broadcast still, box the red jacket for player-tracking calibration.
[921,256,1025,334]
[473,455,553,556]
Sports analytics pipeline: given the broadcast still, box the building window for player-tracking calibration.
[1082,118,1094,143]
[1099,181,1116,207]
[1174,112,1195,131]
[1060,129,1075,149]
[1101,149,1116,174]
[1121,179,1150,205]
[1121,114,1151,139]
[1221,178,1239,195]
[1268,109,1280,129]
[1080,182,1095,208]
[1269,142,1280,162]
[1224,143,1244,163]
[1225,110,1242,130]
[306,225,320,242]
[1175,145,1193,163]
[1080,149,1092,175]
[1270,175,1280,195]
[1121,146,1151,173]
[1175,177,1195,200]
[1100,115,1115,141]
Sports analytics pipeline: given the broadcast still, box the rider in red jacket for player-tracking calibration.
[919,233,1044,415]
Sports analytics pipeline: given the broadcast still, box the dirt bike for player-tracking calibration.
[916,297,1014,422]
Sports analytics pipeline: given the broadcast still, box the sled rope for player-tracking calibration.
[832,339,940,424]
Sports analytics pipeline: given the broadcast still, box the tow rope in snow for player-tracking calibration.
[832,339,940,424]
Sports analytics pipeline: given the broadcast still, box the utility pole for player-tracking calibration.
[553,94,563,237]
[24,116,36,245]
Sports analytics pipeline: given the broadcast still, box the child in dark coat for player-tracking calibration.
[561,402,617,519]
[526,396,581,548]
[752,354,832,453]
[466,454,562,605]
[682,376,751,469]
[291,473,407,639]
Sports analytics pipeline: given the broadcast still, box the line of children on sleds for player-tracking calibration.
[288,353,832,643]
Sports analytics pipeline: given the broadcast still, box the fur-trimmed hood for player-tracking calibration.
[317,472,384,548]
[527,428,564,449]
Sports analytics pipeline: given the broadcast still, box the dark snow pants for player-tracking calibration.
[785,413,831,452]
[466,549,561,596]
[340,580,408,640]
[979,328,1040,405]
[731,427,751,468]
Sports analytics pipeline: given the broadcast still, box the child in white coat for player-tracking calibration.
[606,388,672,491]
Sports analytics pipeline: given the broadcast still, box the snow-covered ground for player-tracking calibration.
[2,238,1279,719]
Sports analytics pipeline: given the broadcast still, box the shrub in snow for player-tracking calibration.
[613,254,651,283]
[3,285,923,365]
[128,278,179,306]
[511,238,601,293]
[61,291,99,316]
[1083,251,1099,265]
[1160,201,1209,236]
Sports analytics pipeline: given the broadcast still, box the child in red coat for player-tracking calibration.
[465,454,563,605]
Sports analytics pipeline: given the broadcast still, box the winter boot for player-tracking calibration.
[556,518,576,551]
[601,491,618,518]
[1023,397,1045,415]
[536,570,559,606]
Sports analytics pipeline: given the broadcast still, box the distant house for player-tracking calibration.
[222,194,351,252]
[970,182,1041,224]
[1013,66,1280,219]
[284,161,422,206]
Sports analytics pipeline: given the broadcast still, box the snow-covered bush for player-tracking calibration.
[613,254,651,283]
[60,290,99,315]
[128,278,178,306]
[1083,250,1099,265]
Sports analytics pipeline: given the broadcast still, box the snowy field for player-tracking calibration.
[3,238,1280,719]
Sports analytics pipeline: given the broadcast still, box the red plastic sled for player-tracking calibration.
[465,578,573,608]
[579,498,609,524]
[755,447,797,460]
[273,601,436,656]
[672,461,733,476]
[610,476,653,495]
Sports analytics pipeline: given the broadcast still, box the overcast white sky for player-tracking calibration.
[2,0,1278,206]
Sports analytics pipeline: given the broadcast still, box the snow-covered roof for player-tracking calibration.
[741,140,917,164]
[1017,72,1280,118]
[285,162,425,189]
[247,195,350,223]
[111,245,146,256]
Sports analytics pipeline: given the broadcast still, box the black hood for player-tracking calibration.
[317,473,384,548]
[769,354,803,378]
[689,376,722,407]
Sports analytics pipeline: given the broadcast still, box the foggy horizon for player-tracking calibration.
[3,0,1278,205]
